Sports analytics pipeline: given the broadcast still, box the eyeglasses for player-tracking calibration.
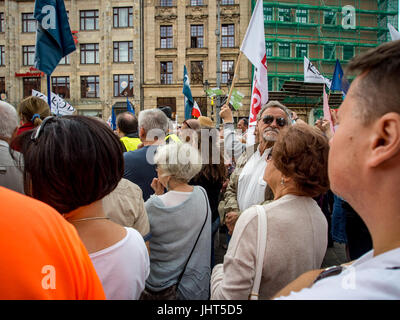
[31,116,54,142]
[262,115,287,127]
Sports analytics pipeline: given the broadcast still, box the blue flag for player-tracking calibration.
[127,98,135,115]
[111,107,117,131]
[34,0,76,75]
[183,65,194,120]
[331,59,350,96]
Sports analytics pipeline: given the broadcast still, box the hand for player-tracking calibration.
[225,211,239,235]
[151,178,165,195]
[220,104,234,123]
[330,109,338,127]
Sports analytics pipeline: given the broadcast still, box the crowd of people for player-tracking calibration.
[0,40,399,300]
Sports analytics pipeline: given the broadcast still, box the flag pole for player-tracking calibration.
[226,51,243,107]
[47,74,52,113]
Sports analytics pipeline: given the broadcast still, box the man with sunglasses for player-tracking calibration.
[220,101,292,235]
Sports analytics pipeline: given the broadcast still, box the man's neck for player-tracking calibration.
[142,140,163,147]
[258,140,274,155]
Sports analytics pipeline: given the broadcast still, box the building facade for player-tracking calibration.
[257,0,399,121]
[0,0,141,119]
[142,0,252,123]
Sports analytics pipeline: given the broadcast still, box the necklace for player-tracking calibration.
[69,217,110,223]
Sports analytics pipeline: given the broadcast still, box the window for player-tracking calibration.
[190,0,203,5]
[221,0,234,5]
[160,26,173,48]
[0,77,5,94]
[78,110,102,118]
[160,62,173,84]
[80,43,99,64]
[324,11,336,25]
[343,45,354,60]
[190,61,203,84]
[296,43,308,58]
[52,76,70,99]
[81,76,100,98]
[264,6,273,21]
[59,55,70,65]
[23,77,41,98]
[221,60,234,84]
[278,8,291,22]
[159,0,173,6]
[113,41,133,62]
[23,46,35,66]
[0,13,4,33]
[80,10,99,31]
[324,44,335,59]
[221,24,235,48]
[191,25,204,48]
[266,42,273,56]
[278,43,290,57]
[0,46,4,66]
[157,97,176,120]
[22,13,36,33]
[114,74,134,97]
[296,9,308,23]
[113,7,133,28]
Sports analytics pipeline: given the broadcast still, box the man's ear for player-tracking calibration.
[367,112,400,168]
[139,127,146,141]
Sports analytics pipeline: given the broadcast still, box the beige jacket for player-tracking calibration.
[103,178,150,239]
[222,144,273,219]
[211,194,328,300]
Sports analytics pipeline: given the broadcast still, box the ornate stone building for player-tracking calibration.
[0,0,141,119]
[142,0,252,123]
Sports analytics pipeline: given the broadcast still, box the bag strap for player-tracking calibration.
[176,187,209,286]
[249,205,267,300]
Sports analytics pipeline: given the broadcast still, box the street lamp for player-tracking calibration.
[203,79,210,119]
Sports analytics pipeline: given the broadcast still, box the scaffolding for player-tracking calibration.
[249,0,398,118]
[251,0,398,90]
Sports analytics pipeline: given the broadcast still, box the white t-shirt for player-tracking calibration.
[90,227,150,300]
[276,248,400,300]
[237,147,270,212]
[158,190,192,207]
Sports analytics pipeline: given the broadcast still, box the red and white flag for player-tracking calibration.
[191,101,202,118]
[323,85,335,134]
[240,0,268,128]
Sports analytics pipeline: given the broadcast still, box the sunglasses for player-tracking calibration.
[31,116,54,142]
[262,115,287,127]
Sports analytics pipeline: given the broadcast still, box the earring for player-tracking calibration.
[281,178,285,186]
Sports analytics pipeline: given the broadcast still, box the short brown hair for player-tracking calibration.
[272,123,330,198]
[117,112,138,134]
[346,40,400,124]
[18,96,51,127]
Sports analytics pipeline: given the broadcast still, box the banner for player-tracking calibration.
[304,57,331,88]
[229,89,245,111]
[240,0,268,126]
[32,89,75,115]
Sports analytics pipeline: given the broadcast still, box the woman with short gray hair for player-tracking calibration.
[141,142,212,300]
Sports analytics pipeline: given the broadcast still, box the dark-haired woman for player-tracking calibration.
[190,128,227,268]
[211,123,330,299]
[12,115,149,300]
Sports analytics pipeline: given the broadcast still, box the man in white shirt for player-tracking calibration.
[274,40,400,300]
[220,101,292,234]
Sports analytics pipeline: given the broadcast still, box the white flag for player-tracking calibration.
[32,89,75,116]
[304,56,331,88]
[240,0,268,131]
[388,23,400,41]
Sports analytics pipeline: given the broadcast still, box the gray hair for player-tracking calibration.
[154,143,202,182]
[256,100,292,124]
[0,101,19,139]
[138,108,169,134]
